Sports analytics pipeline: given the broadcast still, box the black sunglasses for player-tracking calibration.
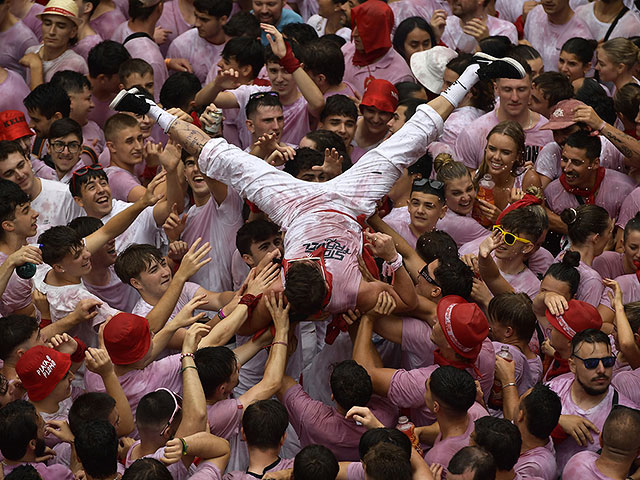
[419,264,439,287]
[572,354,616,370]
[249,91,280,101]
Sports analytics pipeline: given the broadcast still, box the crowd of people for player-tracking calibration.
[1,0,640,478]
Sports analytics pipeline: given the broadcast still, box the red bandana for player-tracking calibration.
[351,0,394,67]
[496,193,543,224]
[434,349,482,377]
[559,167,606,205]
[634,260,640,283]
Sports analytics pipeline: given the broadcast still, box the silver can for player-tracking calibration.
[204,108,223,135]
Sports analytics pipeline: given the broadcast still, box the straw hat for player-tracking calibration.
[36,0,82,27]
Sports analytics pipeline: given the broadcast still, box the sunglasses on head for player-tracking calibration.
[492,225,532,246]
[249,91,280,101]
[155,388,183,437]
[71,164,104,193]
[572,354,616,370]
[413,178,444,190]
[419,263,439,287]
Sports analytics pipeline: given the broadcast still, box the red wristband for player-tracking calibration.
[279,42,301,74]
[70,337,87,363]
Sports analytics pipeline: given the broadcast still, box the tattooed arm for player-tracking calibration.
[167,118,213,157]
[573,105,640,167]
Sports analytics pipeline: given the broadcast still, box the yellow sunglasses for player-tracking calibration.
[492,225,532,246]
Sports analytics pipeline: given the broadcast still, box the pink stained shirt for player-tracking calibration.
[89,94,116,129]
[282,383,399,461]
[341,42,415,98]
[616,186,640,230]
[401,316,436,371]
[110,20,131,44]
[73,34,103,61]
[388,0,434,32]
[30,178,85,243]
[545,372,637,473]
[387,341,496,427]
[125,439,192,479]
[33,270,119,348]
[0,251,33,316]
[613,273,640,304]
[84,354,183,436]
[25,45,89,84]
[207,397,243,440]
[0,70,31,115]
[555,251,613,310]
[123,36,168,101]
[515,441,557,480]
[181,191,244,293]
[82,120,106,157]
[442,14,517,54]
[0,20,38,79]
[384,207,418,248]
[97,199,165,254]
[440,106,486,149]
[592,251,626,280]
[224,458,295,480]
[424,412,480,468]
[105,165,142,201]
[156,0,192,56]
[1,462,74,480]
[561,450,616,479]
[575,3,640,41]
[524,5,594,71]
[544,169,636,220]
[612,367,640,406]
[535,139,625,183]
[90,9,127,40]
[190,462,223,480]
[455,109,553,170]
[436,209,488,248]
[22,2,44,42]
[84,265,140,313]
[458,234,554,277]
[495,0,526,22]
[492,341,538,397]
[167,28,223,84]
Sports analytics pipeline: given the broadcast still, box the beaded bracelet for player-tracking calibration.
[180,353,195,361]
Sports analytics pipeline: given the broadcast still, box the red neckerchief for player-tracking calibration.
[434,349,482,377]
[496,193,543,224]
[634,260,640,283]
[559,167,606,205]
[545,352,570,381]
[351,0,393,67]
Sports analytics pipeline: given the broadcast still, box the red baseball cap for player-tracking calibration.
[437,295,489,361]
[103,313,151,365]
[545,299,602,340]
[540,99,586,130]
[16,346,71,402]
[360,78,399,114]
[0,110,35,141]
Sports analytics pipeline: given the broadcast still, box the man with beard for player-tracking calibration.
[0,399,74,478]
[544,130,635,235]
[546,328,638,474]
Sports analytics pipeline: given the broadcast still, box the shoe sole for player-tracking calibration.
[474,52,526,79]
[109,87,142,111]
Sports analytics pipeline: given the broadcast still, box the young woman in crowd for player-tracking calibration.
[596,37,640,93]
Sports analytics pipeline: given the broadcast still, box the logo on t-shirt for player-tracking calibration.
[303,239,351,261]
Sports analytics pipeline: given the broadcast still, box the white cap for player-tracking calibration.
[410,47,458,94]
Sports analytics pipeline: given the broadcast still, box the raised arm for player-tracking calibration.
[477,231,515,296]
[604,279,640,369]
[84,348,135,437]
[238,292,290,406]
[194,69,242,108]
[368,213,425,283]
[153,142,186,224]
[352,293,399,396]
[145,239,211,332]
[262,23,325,118]
[85,172,166,253]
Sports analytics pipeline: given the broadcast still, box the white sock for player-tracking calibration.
[148,104,178,133]
[441,63,480,108]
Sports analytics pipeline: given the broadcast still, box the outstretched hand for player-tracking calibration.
[261,23,287,58]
